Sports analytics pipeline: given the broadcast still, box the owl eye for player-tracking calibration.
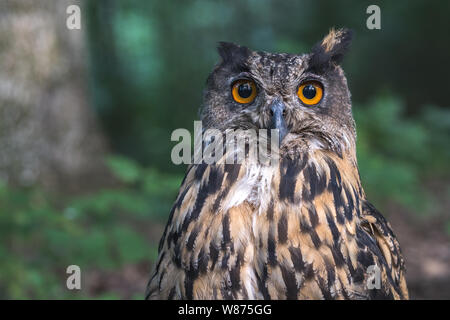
[297,81,323,105]
[232,80,257,104]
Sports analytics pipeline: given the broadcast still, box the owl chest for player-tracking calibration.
[201,164,363,299]
[171,155,364,299]
[196,201,361,299]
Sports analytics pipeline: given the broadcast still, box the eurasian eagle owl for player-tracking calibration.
[146,28,409,300]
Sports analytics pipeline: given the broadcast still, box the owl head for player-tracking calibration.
[200,28,355,157]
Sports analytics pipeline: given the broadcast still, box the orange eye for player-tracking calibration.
[297,81,323,105]
[232,80,257,104]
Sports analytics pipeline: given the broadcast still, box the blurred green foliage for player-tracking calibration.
[0,157,182,299]
[355,96,450,213]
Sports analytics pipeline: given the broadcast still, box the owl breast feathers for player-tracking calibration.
[146,28,409,300]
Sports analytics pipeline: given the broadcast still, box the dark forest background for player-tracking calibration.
[0,0,449,299]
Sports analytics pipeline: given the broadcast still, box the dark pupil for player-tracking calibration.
[303,84,316,99]
[238,83,252,98]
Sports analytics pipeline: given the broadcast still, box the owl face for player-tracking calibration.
[201,28,355,156]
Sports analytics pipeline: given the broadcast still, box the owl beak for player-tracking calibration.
[269,100,288,145]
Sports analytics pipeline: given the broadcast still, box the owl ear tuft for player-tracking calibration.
[309,28,353,72]
[217,42,251,71]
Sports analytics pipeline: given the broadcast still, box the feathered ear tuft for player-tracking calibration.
[309,28,353,73]
[217,42,251,71]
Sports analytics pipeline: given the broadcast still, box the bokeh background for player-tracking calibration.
[0,0,449,299]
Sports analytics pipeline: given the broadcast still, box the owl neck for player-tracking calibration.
[214,146,363,216]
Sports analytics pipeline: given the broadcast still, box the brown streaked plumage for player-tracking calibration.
[146,28,409,300]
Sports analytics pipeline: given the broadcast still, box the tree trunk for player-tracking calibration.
[0,0,109,191]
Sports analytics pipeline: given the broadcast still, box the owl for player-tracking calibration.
[146,28,409,300]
